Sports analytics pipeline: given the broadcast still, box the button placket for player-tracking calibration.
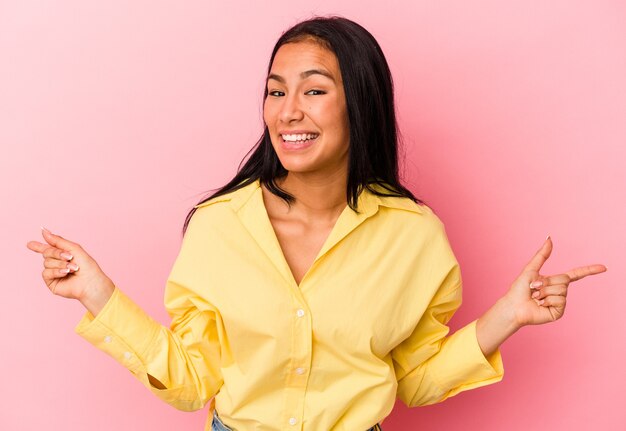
[282,303,311,430]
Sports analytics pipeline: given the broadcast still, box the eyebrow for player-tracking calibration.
[267,69,336,84]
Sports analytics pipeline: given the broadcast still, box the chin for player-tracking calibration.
[277,160,318,174]
[274,149,319,174]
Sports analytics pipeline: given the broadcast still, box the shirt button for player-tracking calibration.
[104,335,112,343]
[295,367,305,375]
[296,308,305,318]
[289,417,297,425]
[124,351,132,360]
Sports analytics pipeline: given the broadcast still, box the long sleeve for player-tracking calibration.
[74,214,224,411]
[70,179,506,429]
[391,221,504,407]
[74,284,223,411]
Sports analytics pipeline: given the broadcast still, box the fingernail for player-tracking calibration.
[60,268,70,274]
[60,252,73,261]
[41,226,51,233]
[546,235,551,241]
[531,291,540,299]
[530,280,543,288]
[68,263,79,271]
[538,299,545,305]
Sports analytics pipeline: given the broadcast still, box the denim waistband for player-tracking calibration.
[212,411,383,430]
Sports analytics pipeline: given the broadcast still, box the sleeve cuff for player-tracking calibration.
[74,286,161,375]
[429,319,504,399]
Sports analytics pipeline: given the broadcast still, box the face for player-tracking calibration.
[263,40,350,177]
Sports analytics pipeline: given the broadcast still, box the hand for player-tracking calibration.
[503,236,607,328]
[26,227,115,314]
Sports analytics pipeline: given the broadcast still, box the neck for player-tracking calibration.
[274,169,348,223]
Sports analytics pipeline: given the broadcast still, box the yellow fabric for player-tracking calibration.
[75,179,504,431]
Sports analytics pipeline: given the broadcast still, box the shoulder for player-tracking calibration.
[363,184,443,229]
[374,200,457,263]
[193,179,259,211]
[193,194,233,213]
[380,201,459,271]
[186,191,237,233]
[189,192,235,227]
[376,196,446,234]
[187,180,259,227]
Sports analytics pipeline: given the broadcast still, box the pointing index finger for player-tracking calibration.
[566,264,608,282]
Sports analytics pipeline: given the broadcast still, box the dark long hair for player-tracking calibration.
[182,15,423,236]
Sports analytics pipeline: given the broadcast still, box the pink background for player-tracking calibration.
[3,1,624,430]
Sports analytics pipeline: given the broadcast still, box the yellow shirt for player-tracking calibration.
[75,179,504,431]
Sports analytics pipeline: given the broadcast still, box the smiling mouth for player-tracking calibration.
[281,133,319,142]
[279,133,319,150]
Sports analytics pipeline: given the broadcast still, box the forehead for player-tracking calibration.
[270,41,341,80]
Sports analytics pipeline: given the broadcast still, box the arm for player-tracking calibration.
[475,297,520,358]
[27,223,224,411]
[392,273,504,407]
[74,283,223,411]
[390,215,504,407]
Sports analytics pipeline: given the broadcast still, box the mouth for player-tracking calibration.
[279,133,319,151]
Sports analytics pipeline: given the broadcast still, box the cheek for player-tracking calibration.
[315,99,342,125]
[325,98,346,124]
[327,104,349,136]
[263,100,276,124]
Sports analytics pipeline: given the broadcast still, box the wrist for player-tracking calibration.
[476,296,522,357]
[494,294,526,332]
[78,276,116,317]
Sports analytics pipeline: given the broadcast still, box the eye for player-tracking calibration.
[268,90,284,97]
[306,89,325,95]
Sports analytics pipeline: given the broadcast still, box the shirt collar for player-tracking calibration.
[195,178,423,215]
[195,179,422,287]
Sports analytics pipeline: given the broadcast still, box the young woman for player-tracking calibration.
[27,16,606,431]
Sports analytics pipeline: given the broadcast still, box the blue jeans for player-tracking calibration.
[211,411,383,430]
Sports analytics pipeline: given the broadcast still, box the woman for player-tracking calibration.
[27,16,606,431]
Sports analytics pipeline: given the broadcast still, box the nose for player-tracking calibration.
[279,92,304,123]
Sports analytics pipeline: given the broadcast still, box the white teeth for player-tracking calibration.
[282,133,318,142]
